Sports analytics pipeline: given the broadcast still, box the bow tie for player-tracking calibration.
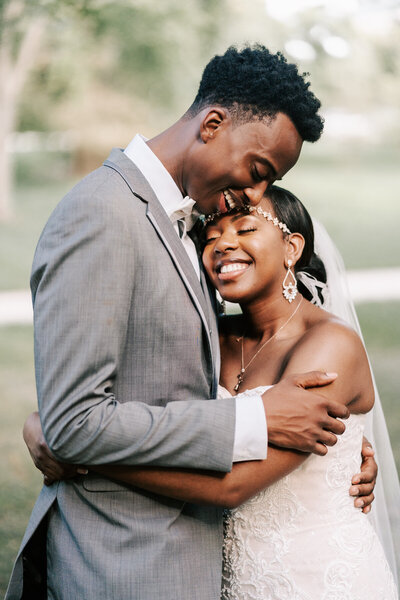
[169,195,198,236]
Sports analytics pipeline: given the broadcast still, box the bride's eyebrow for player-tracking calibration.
[231,213,257,223]
[204,212,256,233]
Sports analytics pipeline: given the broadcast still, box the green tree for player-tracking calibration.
[0,0,226,221]
[0,0,96,220]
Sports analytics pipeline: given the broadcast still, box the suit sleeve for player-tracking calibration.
[31,171,236,471]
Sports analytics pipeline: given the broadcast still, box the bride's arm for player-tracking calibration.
[90,445,307,508]
[22,412,307,507]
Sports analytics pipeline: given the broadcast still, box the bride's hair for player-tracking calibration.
[266,185,327,304]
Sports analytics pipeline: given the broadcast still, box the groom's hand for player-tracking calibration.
[23,412,87,485]
[262,371,348,456]
[349,438,378,513]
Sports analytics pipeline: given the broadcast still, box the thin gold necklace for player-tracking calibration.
[234,296,303,392]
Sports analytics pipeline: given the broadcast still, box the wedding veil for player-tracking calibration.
[313,219,400,586]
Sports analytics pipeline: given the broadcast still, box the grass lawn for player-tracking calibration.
[0,300,399,594]
[0,326,41,595]
[0,179,75,291]
[0,144,400,290]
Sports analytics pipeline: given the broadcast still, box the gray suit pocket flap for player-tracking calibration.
[82,475,131,493]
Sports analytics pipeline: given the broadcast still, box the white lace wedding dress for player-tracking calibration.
[220,386,398,600]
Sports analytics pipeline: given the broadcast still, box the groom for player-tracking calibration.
[7,46,376,600]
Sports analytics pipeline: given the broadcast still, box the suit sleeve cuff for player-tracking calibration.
[232,391,268,462]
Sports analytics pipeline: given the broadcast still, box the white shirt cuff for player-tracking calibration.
[232,391,269,462]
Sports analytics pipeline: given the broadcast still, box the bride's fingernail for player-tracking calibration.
[350,486,359,496]
[325,372,338,378]
[355,499,364,508]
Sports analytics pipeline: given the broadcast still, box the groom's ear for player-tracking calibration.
[200,107,230,143]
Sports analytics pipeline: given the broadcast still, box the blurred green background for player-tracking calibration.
[1,0,399,594]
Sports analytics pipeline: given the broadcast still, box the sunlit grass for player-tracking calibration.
[0,301,399,594]
[0,178,75,290]
[1,146,400,290]
[0,326,41,594]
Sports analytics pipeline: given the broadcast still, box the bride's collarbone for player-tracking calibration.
[219,341,294,395]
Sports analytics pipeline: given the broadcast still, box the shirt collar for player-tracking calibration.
[124,134,198,230]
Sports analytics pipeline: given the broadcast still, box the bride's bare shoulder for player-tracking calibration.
[302,304,362,349]
[286,303,374,411]
[294,303,366,366]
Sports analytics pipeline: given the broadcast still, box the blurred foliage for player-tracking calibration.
[0,148,398,289]
[271,11,400,111]
[1,0,399,161]
[10,0,227,138]
[0,303,399,595]
[1,2,399,590]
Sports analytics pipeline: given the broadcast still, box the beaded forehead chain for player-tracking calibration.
[202,205,291,234]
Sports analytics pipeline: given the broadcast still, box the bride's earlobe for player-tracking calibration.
[285,233,305,268]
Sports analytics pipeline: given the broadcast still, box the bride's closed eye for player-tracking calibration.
[204,234,220,244]
[238,227,257,234]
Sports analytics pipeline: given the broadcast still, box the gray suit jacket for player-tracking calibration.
[6,149,236,600]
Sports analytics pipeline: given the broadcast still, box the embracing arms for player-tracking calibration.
[89,319,376,507]
[24,319,378,510]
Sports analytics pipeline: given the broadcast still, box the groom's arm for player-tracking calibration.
[31,174,238,472]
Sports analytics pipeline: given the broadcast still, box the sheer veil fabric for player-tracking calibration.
[313,219,400,586]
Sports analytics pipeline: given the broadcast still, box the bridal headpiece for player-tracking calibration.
[202,205,291,234]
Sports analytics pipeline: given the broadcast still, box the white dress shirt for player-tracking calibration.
[124,134,267,462]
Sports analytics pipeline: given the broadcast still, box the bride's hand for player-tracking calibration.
[23,412,87,485]
[349,438,378,513]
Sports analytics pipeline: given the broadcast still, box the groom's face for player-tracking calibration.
[186,111,303,215]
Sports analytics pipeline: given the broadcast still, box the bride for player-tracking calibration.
[23,186,398,598]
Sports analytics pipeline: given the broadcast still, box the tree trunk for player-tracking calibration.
[0,119,13,222]
[0,12,14,221]
[0,7,46,221]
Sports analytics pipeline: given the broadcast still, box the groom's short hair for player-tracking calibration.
[187,44,323,143]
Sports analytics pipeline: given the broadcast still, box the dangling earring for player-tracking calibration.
[282,259,298,303]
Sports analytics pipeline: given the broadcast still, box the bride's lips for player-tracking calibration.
[216,259,251,281]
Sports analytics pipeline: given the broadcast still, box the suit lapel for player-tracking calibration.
[103,149,216,369]
[199,267,220,397]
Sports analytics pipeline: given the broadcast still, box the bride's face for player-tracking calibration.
[202,200,292,305]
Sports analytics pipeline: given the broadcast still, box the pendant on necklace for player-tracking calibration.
[234,368,245,392]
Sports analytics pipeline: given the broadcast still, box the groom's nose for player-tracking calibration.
[243,181,268,206]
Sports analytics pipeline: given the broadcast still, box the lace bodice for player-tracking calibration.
[220,386,397,600]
